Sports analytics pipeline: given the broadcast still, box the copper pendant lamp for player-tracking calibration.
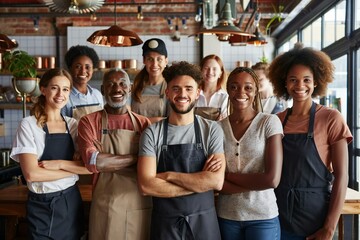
[87,0,143,47]
[194,0,254,42]
[247,26,268,46]
[0,34,18,53]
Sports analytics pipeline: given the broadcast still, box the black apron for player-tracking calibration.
[275,102,333,236]
[150,117,220,240]
[26,116,84,240]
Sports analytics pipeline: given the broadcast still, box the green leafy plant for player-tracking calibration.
[3,50,37,78]
[266,4,284,34]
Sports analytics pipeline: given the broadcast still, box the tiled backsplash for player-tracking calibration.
[0,28,273,148]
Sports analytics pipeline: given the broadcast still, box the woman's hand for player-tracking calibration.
[38,160,62,170]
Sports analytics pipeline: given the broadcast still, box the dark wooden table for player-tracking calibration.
[0,182,92,240]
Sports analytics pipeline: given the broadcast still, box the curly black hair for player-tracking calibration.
[64,45,100,69]
[163,61,203,86]
[268,43,334,100]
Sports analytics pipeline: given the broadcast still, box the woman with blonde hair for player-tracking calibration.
[11,68,91,240]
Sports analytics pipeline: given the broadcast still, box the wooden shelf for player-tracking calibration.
[0,103,32,110]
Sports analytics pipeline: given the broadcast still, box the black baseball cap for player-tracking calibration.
[142,38,168,57]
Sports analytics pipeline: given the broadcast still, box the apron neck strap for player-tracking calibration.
[43,114,69,133]
[162,116,202,149]
[283,101,316,138]
[101,107,139,135]
[159,81,167,99]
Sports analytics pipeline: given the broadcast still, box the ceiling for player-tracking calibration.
[0,0,311,37]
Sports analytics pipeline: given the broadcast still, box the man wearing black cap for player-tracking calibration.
[131,38,169,123]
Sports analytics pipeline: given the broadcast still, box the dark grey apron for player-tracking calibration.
[26,116,84,240]
[275,102,333,236]
[150,117,220,240]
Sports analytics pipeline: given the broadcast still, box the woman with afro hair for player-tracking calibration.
[269,43,352,240]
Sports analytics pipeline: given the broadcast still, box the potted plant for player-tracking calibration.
[2,50,40,112]
[3,50,37,78]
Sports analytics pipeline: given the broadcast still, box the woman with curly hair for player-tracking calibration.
[11,68,91,239]
[269,44,352,240]
[61,45,104,120]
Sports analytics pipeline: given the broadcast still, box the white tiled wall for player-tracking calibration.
[0,28,274,148]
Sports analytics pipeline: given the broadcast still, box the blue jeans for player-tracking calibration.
[218,216,280,240]
[280,229,306,240]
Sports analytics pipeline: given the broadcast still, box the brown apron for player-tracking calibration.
[89,109,152,240]
[72,103,103,121]
[194,106,221,121]
[131,81,167,118]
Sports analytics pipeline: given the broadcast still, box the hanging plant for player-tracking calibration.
[266,4,284,34]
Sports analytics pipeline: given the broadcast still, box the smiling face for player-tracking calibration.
[143,52,168,79]
[285,64,316,104]
[201,58,222,85]
[227,71,257,111]
[102,70,131,110]
[69,55,94,87]
[166,75,200,114]
[41,76,71,110]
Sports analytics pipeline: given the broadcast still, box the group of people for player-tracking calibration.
[10,38,352,240]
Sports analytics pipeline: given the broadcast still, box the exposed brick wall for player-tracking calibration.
[0,3,200,36]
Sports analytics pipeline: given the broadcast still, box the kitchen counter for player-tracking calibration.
[1,183,360,239]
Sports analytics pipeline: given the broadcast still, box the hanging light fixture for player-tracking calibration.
[247,26,267,45]
[193,0,254,42]
[43,0,105,14]
[0,34,18,53]
[247,2,267,46]
[87,0,143,47]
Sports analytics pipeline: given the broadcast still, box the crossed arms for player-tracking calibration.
[137,153,226,198]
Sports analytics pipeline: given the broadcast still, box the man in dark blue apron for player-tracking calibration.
[138,61,226,240]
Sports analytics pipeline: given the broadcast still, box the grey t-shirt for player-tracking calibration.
[139,116,224,162]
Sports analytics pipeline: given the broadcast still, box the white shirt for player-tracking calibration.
[196,89,228,118]
[11,115,79,193]
[217,113,283,221]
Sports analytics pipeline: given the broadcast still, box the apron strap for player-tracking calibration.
[159,81,167,99]
[282,101,316,139]
[101,107,140,136]
[162,116,202,151]
[42,114,70,134]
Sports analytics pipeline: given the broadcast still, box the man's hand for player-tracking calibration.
[203,154,223,172]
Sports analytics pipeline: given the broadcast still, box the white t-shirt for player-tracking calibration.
[196,89,228,118]
[217,113,283,221]
[11,115,79,193]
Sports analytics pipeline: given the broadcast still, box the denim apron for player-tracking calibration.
[150,117,220,240]
[89,109,152,240]
[27,116,84,240]
[275,102,333,236]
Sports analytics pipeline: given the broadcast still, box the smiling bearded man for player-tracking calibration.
[77,68,152,240]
